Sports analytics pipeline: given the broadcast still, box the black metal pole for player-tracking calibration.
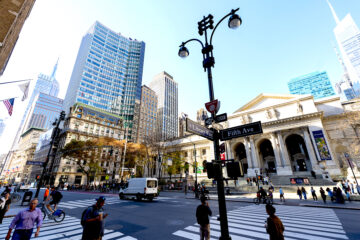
[347,158,359,186]
[204,47,231,240]
[35,111,65,198]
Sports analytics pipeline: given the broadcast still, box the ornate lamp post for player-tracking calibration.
[179,8,242,240]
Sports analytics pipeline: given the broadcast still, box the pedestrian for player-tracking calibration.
[297,187,302,200]
[81,196,108,240]
[0,192,11,224]
[320,187,326,203]
[279,187,285,202]
[310,187,318,201]
[357,184,360,195]
[196,196,212,240]
[350,181,354,194]
[1,186,11,197]
[5,198,42,240]
[301,187,307,200]
[265,204,284,240]
[43,185,50,202]
[345,189,351,202]
[335,187,345,204]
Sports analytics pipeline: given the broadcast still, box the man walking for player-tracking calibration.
[279,187,285,202]
[301,187,307,200]
[5,198,42,240]
[297,187,302,200]
[82,196,108,240]
[310,187,318,201]
[196,196,212,240]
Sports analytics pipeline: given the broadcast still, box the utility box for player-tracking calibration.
[21,191,33,206]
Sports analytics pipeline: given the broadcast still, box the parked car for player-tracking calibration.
[119,178,158,201]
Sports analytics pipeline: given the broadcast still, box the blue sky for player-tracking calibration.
[0,0,360,153]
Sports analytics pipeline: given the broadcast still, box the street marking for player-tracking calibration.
[172,205,349,240]
[58,197,122,209]
[0,215,137,240]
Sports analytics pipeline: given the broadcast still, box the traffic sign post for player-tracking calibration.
[344,153,359,186]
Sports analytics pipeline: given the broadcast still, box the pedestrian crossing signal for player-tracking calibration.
[226,161,244,178]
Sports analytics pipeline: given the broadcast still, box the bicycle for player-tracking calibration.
[39,203,65,222]
[253,196,273,205]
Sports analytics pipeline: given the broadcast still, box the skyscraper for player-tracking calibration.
[148,71,178,141]
[137,85,157,143]
[13,60,60,145]
[328,0,360,98]
[22,93,63,131]
[288,71,336,99]
[63,21,145,140]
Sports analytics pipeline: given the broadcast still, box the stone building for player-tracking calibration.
[51,103,125,185]
[0,0,36,75]
[160,94,360,184]
[3,128,45,184]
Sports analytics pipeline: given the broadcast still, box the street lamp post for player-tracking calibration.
[179,8,242,240]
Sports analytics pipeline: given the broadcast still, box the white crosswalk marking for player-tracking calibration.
[58,197,122,209]
[172,205,349,240]
[0,214,137,240]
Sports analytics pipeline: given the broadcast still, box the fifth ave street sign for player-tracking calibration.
[186,118,214,140]
[220,121,263,141]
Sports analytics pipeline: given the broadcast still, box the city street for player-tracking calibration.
[1,190,359,240]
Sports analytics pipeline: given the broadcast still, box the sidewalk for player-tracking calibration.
[186,193,360,210]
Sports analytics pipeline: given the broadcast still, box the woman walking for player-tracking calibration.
[0,193,11,224]
[297,187,302,200]
[265,204,284,240]
[320,187,327,203]
[301,187,307,200]
[310,187,318,201]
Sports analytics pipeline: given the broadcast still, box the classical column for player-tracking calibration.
[303,127,320,172]
[249,137,260,168]
[244,138,253,169]
[270,133,282,170]
[276,132,291,167]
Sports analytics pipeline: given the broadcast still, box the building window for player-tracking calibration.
[202,149,206,155]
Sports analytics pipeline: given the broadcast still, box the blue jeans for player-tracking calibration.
[12,229,33,240]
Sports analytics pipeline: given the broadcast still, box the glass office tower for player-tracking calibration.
[288,71,336,99]
[63,21,145,140]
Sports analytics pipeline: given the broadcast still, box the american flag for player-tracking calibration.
[3,98,14,116]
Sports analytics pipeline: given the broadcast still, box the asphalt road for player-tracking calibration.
[10,189,360,239]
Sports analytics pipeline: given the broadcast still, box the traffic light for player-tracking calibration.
[226,161,244,178]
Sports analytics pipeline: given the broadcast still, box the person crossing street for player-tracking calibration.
[196,196,212,240]
[81,196,108,240]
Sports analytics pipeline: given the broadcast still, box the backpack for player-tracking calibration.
[53,191,63,201]
[81,206,94,227]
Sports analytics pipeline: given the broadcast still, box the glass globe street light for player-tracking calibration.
[178,45,189,58]
[228,13,242,29]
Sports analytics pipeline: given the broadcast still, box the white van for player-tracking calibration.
[119,178,158,201]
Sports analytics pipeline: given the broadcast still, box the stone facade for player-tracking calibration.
[0,0,36,75]
[2,128,45,184]
[51,103,125,185]
[159,94,360,183]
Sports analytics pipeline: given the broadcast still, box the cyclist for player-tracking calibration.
[257,187,267,203]
[46,186,63,214]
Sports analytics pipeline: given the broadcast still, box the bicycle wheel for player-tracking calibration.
[11,193,21,203]
[253,198,259,205]
[53,210,65,222]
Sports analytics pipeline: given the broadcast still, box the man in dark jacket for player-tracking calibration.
[196,196,212,240]
[82,196,108,240]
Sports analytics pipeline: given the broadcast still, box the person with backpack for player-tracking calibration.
[81,196,108,240]
[0,192,11,224]
[46,186,63,214]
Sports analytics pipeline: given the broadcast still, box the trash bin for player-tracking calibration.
[21,191,33,206]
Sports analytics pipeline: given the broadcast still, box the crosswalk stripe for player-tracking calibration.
[58,198,122,209]
[0,215,137,240]
[224,215,345,234]
[173,205,349,240]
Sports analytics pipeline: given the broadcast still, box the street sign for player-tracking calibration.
[186,118,214,140]
[214,113,227,123]
[220,121,263,141]
[26,161,44,166]
[204,117,213,126]
[205,99,220,114]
